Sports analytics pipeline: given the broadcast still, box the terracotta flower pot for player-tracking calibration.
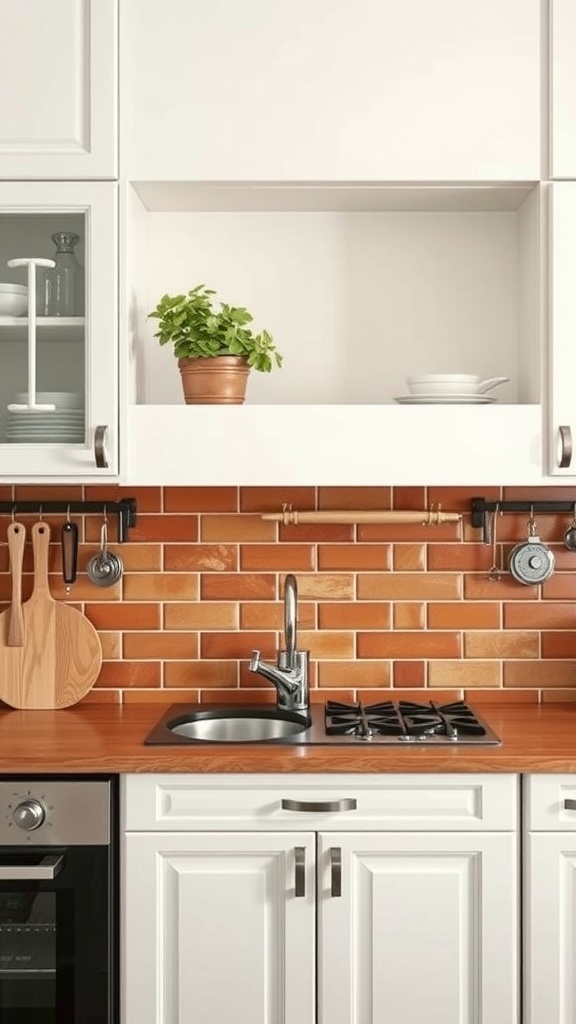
[177,356,250,405]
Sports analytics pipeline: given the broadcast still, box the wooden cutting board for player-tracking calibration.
[0,522,103,709]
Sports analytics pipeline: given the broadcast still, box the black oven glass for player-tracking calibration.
[0,847,112,1024]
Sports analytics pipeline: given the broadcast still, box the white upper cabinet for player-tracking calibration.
[551,0,576,179]
[121,0,542,182]
[0,0,117,180]
[0,182,118,480]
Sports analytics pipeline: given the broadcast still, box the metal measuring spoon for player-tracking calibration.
[564,504,576,551]
[86,520,123,587]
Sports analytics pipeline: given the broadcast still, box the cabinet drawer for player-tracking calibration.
[525,774,576,829]
[122,773,517,832]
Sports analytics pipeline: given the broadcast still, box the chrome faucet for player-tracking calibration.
[250,574,309,713]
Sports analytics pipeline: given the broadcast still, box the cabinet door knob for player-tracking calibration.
[558,426,573,469]
[294,846,306,897]
[281,798,357,813]
[564,799,576,810]
[330,847,342,898]
[94,425,109,468]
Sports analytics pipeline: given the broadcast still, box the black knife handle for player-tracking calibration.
[61,521,79,586]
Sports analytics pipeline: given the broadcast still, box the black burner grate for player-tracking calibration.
[325,699,489,740]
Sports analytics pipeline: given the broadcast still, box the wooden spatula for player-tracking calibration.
[6,522,25,647]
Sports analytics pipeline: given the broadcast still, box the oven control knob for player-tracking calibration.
[13,799,45,831]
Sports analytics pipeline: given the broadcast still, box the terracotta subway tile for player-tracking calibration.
[504,661,576,687]
[503,485,576,502]
[85,603,160,630]
[124,632,199,660]
[240,487,316,512]
[491,515,562,543]
[240,544,315,571]
[96,662,161,688]
[429,661,501,688]
[164,544,237,572]
[357,688,464,704]
[319,602,391,630]
[53,576,121,602]
[310,688,356,704]
[359,632,460,659]
[300,574,355,600]
[541,689,576,703]
[428,603,500,629]
[393,545,425,571]
[542,574,576,600]
[319,662,391,689]
[504,603,576,629]
[14,485,85,501]
[201,573,276,601]
[393,661,425,688]
[201,688,275,704]
[318,487,391,510]
[80,689,122,704]
[77,544,161,573]
[279,523,354,543]
[0,550,8,572]
[318,545,391,571]
[164,602,238,630]
[98,515,199,544]
[298,631,354,659]
[164,661,238,688]
[393,603,425,630]
[124,573,199,601]
[464,631,539,659]
[542,633,576,658]
[86,486,162,513]
[100,633,121,660]
[358,573,461,601]
[392,487,426,510]
[428,545,493,572]
[201,631,276,660]
[464,575,537,600]
[358,523,460,543]
[0,487,14,501]
[465,689,538,705]
[201,515,276,542]
[123,688,200,704]
[240,601,315,631]
[164,487,238,512]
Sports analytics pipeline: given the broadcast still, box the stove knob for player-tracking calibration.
[13,799,45,831]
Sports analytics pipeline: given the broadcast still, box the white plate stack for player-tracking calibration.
[6,392,84,444]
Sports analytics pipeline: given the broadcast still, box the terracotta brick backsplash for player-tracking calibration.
[1,483,576,706]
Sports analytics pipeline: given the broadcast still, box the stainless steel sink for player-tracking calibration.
[160,706,310,743]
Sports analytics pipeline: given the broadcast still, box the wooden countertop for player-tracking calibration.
[2,701,576,773]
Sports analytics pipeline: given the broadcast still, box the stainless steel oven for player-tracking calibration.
[0,776,117,1024]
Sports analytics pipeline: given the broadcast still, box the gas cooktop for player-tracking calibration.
[145,699,501,746]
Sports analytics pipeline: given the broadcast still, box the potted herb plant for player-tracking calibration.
[148,284,282,404]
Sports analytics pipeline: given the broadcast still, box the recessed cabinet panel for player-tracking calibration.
[551,0,576,179]
[318,832,518,1024]
[0,0,117,179]
[0,183,118,479]
[121,0,541,181]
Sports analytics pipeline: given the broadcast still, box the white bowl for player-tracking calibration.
[0,284,28,317]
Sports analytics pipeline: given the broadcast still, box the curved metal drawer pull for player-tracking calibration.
[564,799,576,811]
[330,847,342,897]
[281,798,357,813]
[294,847,306,897]
[94,425,109,469]
[558,426,573,469]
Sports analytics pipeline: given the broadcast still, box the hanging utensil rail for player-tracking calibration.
[472,497,576,543]
[0,499,137,542]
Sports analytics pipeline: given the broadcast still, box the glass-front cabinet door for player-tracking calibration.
[0,182,117,479]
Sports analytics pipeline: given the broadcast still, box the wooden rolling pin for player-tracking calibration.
[261,508,462,525]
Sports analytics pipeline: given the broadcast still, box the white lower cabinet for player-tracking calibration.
[122,774,519,1024]
[524,775,576,1024]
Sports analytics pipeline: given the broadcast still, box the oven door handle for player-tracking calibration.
[0,854,64,880]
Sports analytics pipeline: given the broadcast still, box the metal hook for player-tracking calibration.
[11,505,16,524]
[38,504,43,522]
[66,504,71,524]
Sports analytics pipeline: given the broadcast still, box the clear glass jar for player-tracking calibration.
[41,231,84,317]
